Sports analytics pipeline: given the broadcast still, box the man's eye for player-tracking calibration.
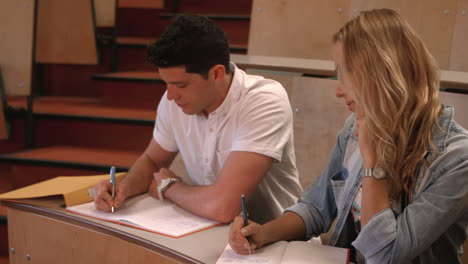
[176,84,187,88]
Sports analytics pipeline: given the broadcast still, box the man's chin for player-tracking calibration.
[181,108,197,115]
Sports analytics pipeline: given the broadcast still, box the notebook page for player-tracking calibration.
[282,241,349,264]
[67,193,218,237]
[216,242,287,264]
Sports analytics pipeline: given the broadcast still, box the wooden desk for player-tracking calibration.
[3,201,229,264]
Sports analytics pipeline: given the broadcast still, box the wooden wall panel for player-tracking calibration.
[244,71,350,187]
[348,0,457,69]
[449,0,468,71]
[119,0,164,9]
[248,0,349,60]
[290,77,350,187]
[439,91,468,129]
[35,0,98,64]
[94,0,116,27]
[248,0,465,71]
[8,209,129,264]
[0,0,35,96]
[129,244,180,264]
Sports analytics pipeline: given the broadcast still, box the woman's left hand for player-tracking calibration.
[355,105,377,168]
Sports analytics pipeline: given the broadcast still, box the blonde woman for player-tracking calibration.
[229,9,468,263]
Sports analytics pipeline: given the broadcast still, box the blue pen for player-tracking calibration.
[241,194,252,255]
[110,166,116,213]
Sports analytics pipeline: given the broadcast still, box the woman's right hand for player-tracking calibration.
[229,216,269,254]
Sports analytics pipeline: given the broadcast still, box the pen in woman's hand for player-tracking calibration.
[241,194,252,255]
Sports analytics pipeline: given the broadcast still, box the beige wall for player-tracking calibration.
[249,0,468,71]
[0,0,35,96]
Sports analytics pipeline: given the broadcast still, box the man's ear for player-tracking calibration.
[211,64,226,80]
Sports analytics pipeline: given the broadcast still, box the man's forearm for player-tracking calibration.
[163,182,241,223]
[121,153,159,197]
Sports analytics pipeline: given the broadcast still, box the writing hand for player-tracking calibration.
[93,180,129,212]
[229,216,268,255]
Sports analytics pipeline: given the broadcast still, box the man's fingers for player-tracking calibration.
[94,197,111,212]
[148,179,158,199]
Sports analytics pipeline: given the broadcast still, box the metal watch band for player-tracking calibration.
[157,178,179,202]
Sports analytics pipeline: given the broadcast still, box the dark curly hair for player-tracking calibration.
[147,14,231,78]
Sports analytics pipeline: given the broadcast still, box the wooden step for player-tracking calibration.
[92,71,166,109]
[0,145,136,207]
[117,9,250,44]
[0,256,8,264]
[7,96,155,122]
[0,117,26,156]
[93,71,163,83]
[0,146,140,172]
[160,13,250,20]
[6,96,154,152]
[172,0,252,15]
[158,14,250,45]
[117,36,247,53]
[39,61,112,97]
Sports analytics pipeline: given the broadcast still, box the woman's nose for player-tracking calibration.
[336,84,344,98]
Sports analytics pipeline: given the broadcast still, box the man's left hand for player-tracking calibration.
[148,168,180,199]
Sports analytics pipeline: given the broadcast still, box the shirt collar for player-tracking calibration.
[208,62,243,118]
[431,105,454,152]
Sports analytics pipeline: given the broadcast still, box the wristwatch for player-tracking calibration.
[157,178,179,202]
[363,167,387,179]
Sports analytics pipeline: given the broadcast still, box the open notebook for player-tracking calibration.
[66,193,220,238]
[217,241,349,264]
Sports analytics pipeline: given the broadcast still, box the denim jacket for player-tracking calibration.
[287,106,468,263]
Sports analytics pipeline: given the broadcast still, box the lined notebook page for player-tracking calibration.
[282,241,349,264]
[67,193,219,238]
[216,241,349,264]
[217,242,287,264]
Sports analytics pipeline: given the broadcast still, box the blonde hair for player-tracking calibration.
[333,9,441,199]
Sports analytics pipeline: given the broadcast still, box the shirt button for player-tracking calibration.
[209,128,214,133]
[205,158,209,163]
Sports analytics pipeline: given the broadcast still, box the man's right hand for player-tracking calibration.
[92,180,129,212]
[229,216,269,255]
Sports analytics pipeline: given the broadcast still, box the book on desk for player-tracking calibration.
[216,241,349,264]
[217,241,350,264]
[0,173,220,238]
[66,193,221,238]
[0,173,126,208]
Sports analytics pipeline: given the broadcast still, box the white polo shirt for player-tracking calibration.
[153,63,302,223]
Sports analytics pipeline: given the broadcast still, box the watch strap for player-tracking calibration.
[157,178,179,202]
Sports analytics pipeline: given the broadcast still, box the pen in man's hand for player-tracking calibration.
[110,166,116,213]
[241,194,252,255]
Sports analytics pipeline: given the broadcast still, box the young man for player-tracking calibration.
[92,14,302,224]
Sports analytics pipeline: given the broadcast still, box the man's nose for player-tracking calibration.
[166,85,180,101]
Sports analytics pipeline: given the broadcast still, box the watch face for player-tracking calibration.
[373,167,386,179]
[159,178,171,190]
